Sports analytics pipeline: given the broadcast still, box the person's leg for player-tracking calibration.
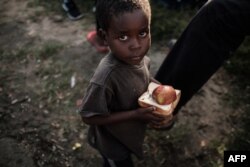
[62,0,84,20]
[86,0,109,54]
[155,0,250,114]
[86,30,110,54]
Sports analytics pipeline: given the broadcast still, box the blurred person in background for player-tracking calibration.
[62,0,109,53]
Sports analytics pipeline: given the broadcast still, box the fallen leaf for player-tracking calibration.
[72,142,82,150]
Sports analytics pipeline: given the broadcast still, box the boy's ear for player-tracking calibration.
[98,29,108,46]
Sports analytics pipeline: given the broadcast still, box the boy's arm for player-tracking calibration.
[81,107,165,125]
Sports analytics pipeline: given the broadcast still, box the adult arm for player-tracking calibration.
[155,0,250,114]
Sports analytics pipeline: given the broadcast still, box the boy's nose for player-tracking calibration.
[130,38,141,50]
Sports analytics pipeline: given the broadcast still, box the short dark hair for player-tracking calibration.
[95,0,151,32]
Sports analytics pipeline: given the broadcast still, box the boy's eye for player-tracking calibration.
[139,31,147,38]
[119,35,128,41]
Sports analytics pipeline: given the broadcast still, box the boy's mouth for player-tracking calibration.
[131,56,141,61]
[128,56,143,64]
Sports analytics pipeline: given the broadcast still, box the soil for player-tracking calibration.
[0,0,241,167]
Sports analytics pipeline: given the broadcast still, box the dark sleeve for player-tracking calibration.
[79,83,113,117]
[155,0,250,113]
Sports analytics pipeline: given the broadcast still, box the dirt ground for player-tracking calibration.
[0,0,242,167]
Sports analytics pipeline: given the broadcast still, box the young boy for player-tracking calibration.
[79,0,166,166]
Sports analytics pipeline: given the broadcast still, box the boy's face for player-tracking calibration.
[104,9,151,65]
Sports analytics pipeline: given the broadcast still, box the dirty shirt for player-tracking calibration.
[79,53,151,160]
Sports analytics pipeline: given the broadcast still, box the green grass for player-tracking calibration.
[27,0,95,14]
[224,37,250,151]
[151,2,196,42]
[35,41,63,59]
[27,0,61,13]
[0,39,76,110]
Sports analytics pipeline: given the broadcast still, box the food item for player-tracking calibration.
[138,82,181,116]
[138,82,181,129]
[152,85,177,105]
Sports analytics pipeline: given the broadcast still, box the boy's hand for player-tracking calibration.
[150,114,177,130]
[134,107,165,123]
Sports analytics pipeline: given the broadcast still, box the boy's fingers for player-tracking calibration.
[151,115,165,121]
[143,106,156,112]
[150,106,156,111]
[152,112,166,119]
[150,120,164,126]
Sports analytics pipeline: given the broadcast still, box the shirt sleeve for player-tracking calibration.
[79,83,113,117]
